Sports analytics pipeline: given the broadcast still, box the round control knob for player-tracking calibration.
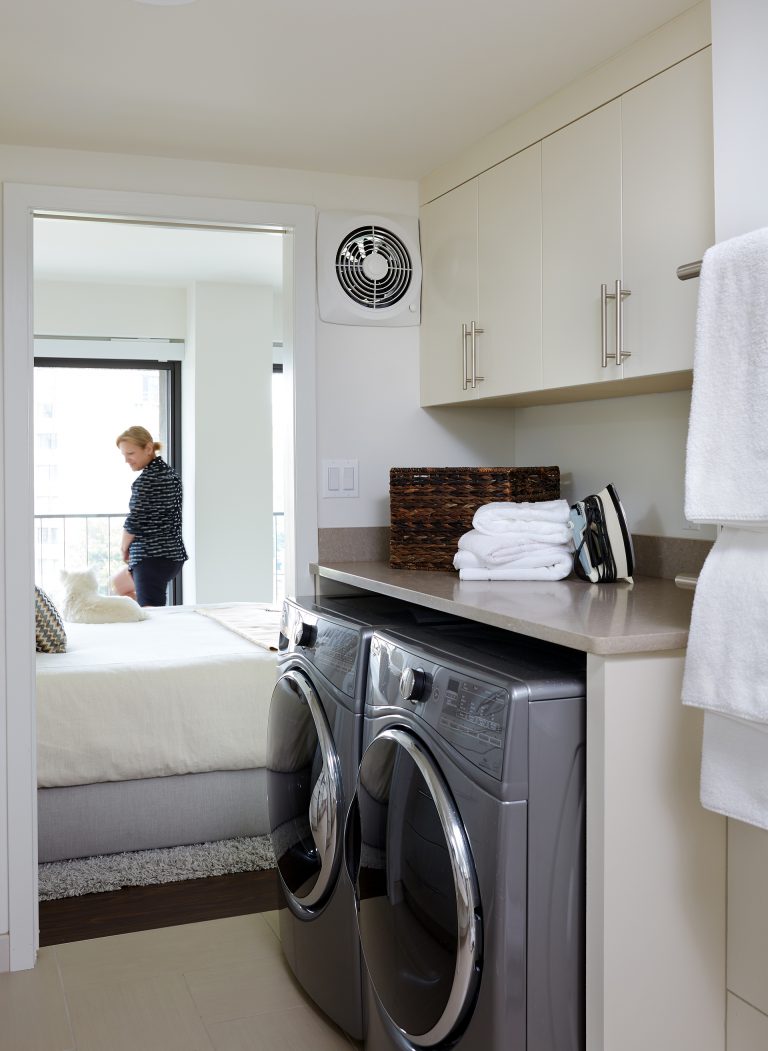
[399,667,426,703]
[293,618,315,648]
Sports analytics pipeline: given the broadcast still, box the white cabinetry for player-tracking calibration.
[419,179,478,406]
[420,145,542,406]
[621,49,714,379]
[477,144,542,397]
[542,49,713,390]
[420,49,713,406]
[541,101,622,389]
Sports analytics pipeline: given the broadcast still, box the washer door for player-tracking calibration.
[267,668,343,913]
[354,727,482,1046]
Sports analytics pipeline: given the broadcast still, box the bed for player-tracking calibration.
[35,604,280,863]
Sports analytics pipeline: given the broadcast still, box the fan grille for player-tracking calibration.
[335,225,413,309]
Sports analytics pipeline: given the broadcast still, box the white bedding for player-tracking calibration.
[36,605,279,788]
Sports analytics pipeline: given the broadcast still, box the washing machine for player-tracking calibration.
[348,622,587,1051]
[266,594,456,1040]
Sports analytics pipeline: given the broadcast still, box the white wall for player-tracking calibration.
[316,323,517,527]
[187,282,274,602]
[34,281,186,339]
[711,0,768,243]
[513,390,715,540]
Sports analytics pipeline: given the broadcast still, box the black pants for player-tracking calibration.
[130,558,184,607]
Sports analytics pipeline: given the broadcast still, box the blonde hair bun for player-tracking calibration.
[116,426,162,451]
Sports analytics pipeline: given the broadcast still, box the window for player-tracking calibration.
[33,359,180,598]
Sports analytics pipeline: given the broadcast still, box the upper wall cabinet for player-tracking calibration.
[420,179,479,405]
[620,50,713,380]
[420,144,542,406]
[541,101,622,389]
[419,49,714,407]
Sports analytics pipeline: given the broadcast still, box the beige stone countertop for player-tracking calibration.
[311,561,694,656]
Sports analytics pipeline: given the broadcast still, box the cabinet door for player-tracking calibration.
[419,180,479,406]
[542,101,623,389]
[477,143,543,398]
[621,50,714,379]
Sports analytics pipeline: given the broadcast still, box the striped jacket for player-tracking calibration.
[123,456,188,569]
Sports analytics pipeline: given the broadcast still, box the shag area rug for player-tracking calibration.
[39,834,276,901]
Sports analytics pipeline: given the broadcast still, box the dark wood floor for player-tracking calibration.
[39,867,282,947]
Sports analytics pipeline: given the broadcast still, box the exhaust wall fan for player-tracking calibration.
[317,211,421,326]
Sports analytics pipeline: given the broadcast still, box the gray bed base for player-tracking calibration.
[38,768,269,863]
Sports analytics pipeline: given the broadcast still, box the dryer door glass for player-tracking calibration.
[267,668,343,911]
[355,728,482,1047]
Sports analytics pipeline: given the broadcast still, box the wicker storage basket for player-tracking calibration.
[389,466,560,572]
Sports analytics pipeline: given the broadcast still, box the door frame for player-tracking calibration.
[1,182,318,970]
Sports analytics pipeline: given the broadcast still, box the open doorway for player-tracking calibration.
[31,214,289,940]
[2,183,318,971]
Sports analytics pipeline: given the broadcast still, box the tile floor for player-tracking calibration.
[0,911,360,1051]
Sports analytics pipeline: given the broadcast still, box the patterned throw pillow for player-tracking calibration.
[35,585,67,653]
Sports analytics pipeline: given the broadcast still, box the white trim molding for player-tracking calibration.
[1,182,318,969]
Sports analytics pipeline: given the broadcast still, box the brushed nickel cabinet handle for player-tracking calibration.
[602,280,632,367]
[615,278,631,366]
[462,323,469,390]
[470,321,484,388]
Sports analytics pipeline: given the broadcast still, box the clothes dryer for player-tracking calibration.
[348,623,587,1051]
[267,595,455,1040]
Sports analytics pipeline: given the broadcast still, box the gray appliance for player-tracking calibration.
[266,595,455,1040]
[348,622,587,1051]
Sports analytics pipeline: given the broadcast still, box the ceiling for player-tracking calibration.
[34,218,284,287]
[2,0,698,180]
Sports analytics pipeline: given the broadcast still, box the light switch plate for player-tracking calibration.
[322,458,359,498]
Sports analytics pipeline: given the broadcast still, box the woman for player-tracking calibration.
[112,426,187,607]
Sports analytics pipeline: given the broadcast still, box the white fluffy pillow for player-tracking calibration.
[60,568,149,624]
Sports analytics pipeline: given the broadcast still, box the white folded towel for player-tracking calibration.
[698,712,768,831]
[454,547,573,572]
[682,526,768,725]
[473,499,571,533]
[458,556,572,582]
[457,527,572,565]
[685,226,768,523]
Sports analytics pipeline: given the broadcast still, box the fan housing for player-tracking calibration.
[317,212,421,326]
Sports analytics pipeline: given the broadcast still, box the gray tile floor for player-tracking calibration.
[0,911,359,1051]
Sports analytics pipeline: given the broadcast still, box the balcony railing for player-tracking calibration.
[34,511,285,603]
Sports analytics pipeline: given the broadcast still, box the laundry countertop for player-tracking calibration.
[311,561,694,656]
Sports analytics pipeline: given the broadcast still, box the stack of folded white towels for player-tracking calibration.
[453,499,574,581]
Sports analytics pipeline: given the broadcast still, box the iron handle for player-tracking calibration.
[470,320,484,388]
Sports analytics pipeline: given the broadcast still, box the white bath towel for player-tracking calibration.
[682,526,768,725]
[699,712,768,831]
[458,556,572,582]
[457,527,572,565]
[685,226,768,523]
[454,547,572,572]
[473,499,571,534]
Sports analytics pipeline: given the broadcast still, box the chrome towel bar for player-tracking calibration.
[677,259,702,280]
